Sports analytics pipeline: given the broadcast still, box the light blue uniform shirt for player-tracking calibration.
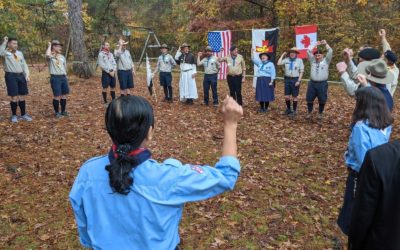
[252,57,276,79]
[345,121,392,172]
[69,154,240,250]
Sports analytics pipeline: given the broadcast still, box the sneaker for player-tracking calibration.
[55,112,63,118]
[318,113,324,121]
[21,114,32,122]
[61,112,69,117]
[289,111,297,118]
[213,103,219,107]
[203,102,209,106]
[306,113,312,120]
[11,115,18,123]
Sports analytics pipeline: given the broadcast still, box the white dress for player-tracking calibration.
[175,51,198,101]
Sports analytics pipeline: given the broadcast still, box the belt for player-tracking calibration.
[228,74,242,77]
[51,74,67,77]
[6,72,24,76]
[182,69,192,72]
[284,76,299,79]
[310,80,327,83]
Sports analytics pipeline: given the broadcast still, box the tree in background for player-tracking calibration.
[67,0,92,78]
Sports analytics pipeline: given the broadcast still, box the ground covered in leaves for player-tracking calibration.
[0,67,399,250]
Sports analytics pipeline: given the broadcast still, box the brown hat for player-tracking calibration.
[180,43,190,48]
[205,46,213,52]
[288,47,300,54]
[51,40,63,46]
[357,59,394,84]
[160,44,169,49]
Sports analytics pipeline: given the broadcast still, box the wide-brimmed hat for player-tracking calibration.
[384,50,398,64]
[180,43,190,48]
[357,59,394,84]
[288,47,300,54]
[51,40,63,46]
[259,52,270,60]
[358,48,380,61]
[160,43,169,49]
[204,46,213,52]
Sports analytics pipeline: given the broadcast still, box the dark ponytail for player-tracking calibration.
[105,96,154,195]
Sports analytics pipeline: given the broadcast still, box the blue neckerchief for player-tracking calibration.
[206,56,212,68]
[108,148,152,166]
[289,57,296,71]
[260,61,269,71]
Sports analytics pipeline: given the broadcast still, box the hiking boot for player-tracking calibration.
[55,112,63,118]
[20,114,33,122]
[306,113,312,120]
[61,112,69,117]
[318,113,324,121]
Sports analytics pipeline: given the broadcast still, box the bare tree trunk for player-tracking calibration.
[67,0,93,78]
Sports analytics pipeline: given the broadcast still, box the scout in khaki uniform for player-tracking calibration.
[197,46,221,106]
[219,46,246,106]
[306,40,333,121]
[98,42,117,104]
[46,40,70,118]
[277,47,304,117]
[114,39,135,96]
[0,36,32,123]
[379,29,399,97]
[152,44,176,102]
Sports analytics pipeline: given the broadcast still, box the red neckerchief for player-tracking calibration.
[102,48,110,54]
[111,144,147,159]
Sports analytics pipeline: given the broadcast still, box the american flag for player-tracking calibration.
[208,30,232,80]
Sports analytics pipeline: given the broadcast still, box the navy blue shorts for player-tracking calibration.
[5,72,28,97]
[101,71,116,89]
[306,80,328,104]
[159,72,172,86]
[284,77,300,97]
[50,75,70,97]
[117,70,134,90]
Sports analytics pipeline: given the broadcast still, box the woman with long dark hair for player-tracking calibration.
[337,86,393,236]
[70,95,243,249]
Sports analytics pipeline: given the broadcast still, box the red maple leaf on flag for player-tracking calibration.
[256,40,274,53]
[301,35,311,48]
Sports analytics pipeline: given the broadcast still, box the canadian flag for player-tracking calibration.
[295,25,318,59]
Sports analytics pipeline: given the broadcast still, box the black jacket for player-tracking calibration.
[349,140,400,250]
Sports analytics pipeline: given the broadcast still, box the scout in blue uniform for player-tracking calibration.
[152,44,176,102]
[70,95,243,250]
[337,86,392,235]
[46,40,70,118]
[251,49,276,113]
[0,36,32,123]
